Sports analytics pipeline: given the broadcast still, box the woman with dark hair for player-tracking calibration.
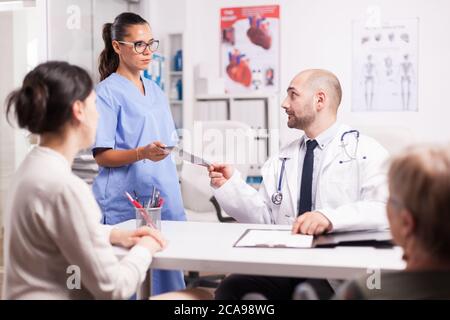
[92,12,186,294]
[2,61,167,299]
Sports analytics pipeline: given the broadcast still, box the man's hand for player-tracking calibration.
[291,211,333,235]
[208,163,234,188]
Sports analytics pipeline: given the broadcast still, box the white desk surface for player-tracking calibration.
[114,220,405,280]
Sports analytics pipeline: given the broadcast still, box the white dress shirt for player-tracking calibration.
[2,146,152,299]
[297,122,340,212]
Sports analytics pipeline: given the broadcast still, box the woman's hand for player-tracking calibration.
[137,235,165,255]
[135,227,167,255]
[140,141,170,162]
[110,226,166,250]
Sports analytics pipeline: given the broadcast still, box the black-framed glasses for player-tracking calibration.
[117,39,160,53]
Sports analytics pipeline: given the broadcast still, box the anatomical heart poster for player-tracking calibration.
[220,5,280,94]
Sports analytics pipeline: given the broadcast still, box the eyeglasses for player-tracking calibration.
[117,39,160,54]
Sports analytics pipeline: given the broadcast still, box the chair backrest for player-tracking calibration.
[180,120,253,213]
[358,125,416,155]
[180,161,214,212]
[191,120,254,178]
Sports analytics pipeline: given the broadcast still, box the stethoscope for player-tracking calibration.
[271,157,287,205]
[339,130,366,164]
[339,129,366,197]
[271,130,366,205]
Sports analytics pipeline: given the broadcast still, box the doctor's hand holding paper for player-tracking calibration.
[209,164,234,188]
[209,69,389,236]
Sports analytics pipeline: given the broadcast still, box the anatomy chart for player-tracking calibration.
[352,18,418,112]
[220,5,280,94]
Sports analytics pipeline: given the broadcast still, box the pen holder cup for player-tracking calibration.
[135,207,162,231]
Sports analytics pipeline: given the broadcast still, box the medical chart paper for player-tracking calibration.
[234,229,314,248]
[173,146,212,167]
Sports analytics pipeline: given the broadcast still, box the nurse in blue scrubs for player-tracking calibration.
[92,12,186,295]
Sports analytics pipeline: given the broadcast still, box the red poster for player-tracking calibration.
[221,5,280,93]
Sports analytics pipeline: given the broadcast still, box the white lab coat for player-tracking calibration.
[213,124,390,232]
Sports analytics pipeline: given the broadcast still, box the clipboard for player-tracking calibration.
[233,229,393,249]
[233,229,314,249]
[312,229,393,248]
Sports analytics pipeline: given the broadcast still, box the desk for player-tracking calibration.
[114,220,405,299]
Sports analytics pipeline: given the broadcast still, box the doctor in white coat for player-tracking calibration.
[209,69,390,300]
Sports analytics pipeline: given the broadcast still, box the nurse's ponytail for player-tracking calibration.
[98,12,148,81]
[99,23,118,81]
[5,61,93,134]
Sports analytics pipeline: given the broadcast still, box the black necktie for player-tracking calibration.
[298,139,318,216]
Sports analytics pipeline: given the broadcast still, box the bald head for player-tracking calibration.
[293,69,342,110]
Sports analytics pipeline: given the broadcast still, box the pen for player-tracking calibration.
[125,192,157,229]
[150,186,156,208]
[133,190,142,207]
[154,190,160,207]
[125,191,143,209]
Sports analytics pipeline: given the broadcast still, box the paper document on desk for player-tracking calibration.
[234,229,314,248]
[173,146,212,167]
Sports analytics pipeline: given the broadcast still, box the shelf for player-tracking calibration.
[196,93,275,100]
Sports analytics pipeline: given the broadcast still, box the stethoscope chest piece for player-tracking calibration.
[271,192,283,205]
[271,157,288,205]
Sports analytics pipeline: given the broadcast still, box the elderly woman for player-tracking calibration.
[335,145,450,299]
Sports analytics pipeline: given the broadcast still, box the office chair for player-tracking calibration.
[180,120,254,288]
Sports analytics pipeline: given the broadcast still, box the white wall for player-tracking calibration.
[148,0,450,148]
[0,6,44,229]
[0,11,15,231]
[46,0,131,83]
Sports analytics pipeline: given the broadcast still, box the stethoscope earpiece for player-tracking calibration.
[339,130,361,163]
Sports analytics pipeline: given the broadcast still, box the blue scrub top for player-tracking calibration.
[92,73,186,295]
[92,73,186,225]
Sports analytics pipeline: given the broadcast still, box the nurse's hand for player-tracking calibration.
[208,163,234,188]
[291,211,333,235]
[141,141,170,162]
